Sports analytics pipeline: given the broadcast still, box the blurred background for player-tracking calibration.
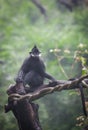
[0,0,88,130]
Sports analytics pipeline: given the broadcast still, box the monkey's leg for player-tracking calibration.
[24,71,43,91]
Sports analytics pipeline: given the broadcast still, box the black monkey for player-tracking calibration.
[15,45,56,92]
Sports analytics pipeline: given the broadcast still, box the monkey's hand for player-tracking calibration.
[15,82,24,87]
[48,81,58,87]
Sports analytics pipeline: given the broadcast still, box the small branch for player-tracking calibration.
[9,75,88,102]
[0,60,4,64]
[31,0,48,20]
[82,80,88,88]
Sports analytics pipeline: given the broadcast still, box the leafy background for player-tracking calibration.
[0,0,88,130]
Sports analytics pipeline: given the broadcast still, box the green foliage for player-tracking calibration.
[74,8,88,37]
[38,91,82,130]
[0,0,88,130]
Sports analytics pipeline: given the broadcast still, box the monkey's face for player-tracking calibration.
[30,45,41,58]
[30,52,41,58]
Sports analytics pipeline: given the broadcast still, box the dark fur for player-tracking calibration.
[15,46,55,91]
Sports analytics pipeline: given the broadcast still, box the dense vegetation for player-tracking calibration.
[0,0,88,130]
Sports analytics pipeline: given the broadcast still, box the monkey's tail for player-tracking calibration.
[79,84,87,117]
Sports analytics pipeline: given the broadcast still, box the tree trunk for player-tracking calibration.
[5,83,42,130]
[5,75,88,130]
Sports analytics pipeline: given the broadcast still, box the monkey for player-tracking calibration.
[15,45,56,92]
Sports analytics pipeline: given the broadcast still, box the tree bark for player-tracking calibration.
[5,83,42,130]
[9,75,88,102]
[5,75,88,130]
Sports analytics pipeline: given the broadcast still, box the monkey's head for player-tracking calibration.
[30,45,41,58]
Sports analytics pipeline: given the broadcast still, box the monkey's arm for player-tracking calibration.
[15,58,29,83]
[44,72,56,81]
[15,70,25,83]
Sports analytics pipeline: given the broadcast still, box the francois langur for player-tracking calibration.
[15,45,56,92]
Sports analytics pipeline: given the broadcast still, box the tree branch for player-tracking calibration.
[5,75,88,130]
[9,75,88,102]
[31,0,47,20]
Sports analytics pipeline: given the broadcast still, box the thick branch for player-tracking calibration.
[9,75,88,102]
[5,75,88,130]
